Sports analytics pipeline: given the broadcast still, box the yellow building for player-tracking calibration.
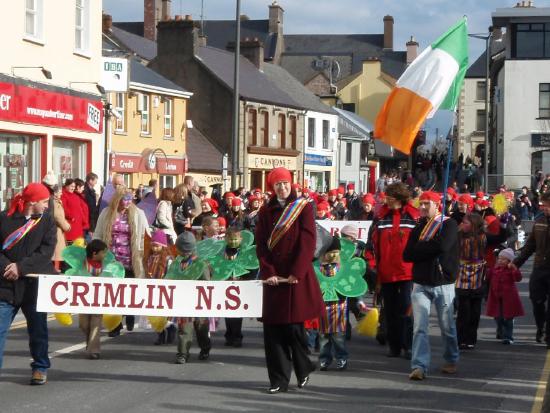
[107,59,192,191]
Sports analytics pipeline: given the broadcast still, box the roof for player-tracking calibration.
[333,107,371,140]
[129,58,191,97]
[466,51,486,78]
[110,26,158,61]
[492,7,550,27]
[186,127,225,173]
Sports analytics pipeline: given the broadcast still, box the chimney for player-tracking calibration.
[144,0,161,41]
[406,36,419,64]
[227,37,265,70]
[268,1,284,34]
[198,35,207,47]
[102,13,112,33]
[383,15,394,50]
[161,0,171,20]
[157,15,199,59]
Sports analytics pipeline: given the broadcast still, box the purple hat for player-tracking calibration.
[151,230,168,247]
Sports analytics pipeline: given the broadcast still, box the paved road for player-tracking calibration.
[1,260,548,413]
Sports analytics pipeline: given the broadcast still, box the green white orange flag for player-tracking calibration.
[374,18,468,154]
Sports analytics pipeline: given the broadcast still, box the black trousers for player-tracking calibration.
[530,267,550,342]
[456,290,483,345]
[124,269,135,329]
[263,323,315,389]
[224,318,243,343]
[380,281,413,353]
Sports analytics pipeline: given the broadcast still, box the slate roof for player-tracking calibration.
[466,51,486,78]
[129,58,191,95]
[187,127,225,173]
[110,26,158,61]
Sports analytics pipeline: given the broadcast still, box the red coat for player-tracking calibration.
[77,193,90,231]
[485,265,524,319]
[255,195,324,325]
[61,189,85,241]
[372,204,419,284]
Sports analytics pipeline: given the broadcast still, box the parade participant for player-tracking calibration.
[444,188,458,216]
[61,179,86,244]
[173,183,194,235]
[372,182,419,359]
[291,184,302,199]
[144,230,175,345]
[455,213,487,350]
[194,197,218,227]
[221,192,235,218]
[226,198,245,228]
[451,193,474,225]
[316,202,332,220]
[256,167,324,394]
[171,231,211,364]
[217,217,227,237]
[358,194,376,221]
[94,187,150,336]
[486,248,524,345]
[74,179,91,241]
[403,191,459,380]
[512,191,550,345]
[244,195,261,232]
[51,185,71,272]
[0,182,56,385]
[328,190,346,220]
[345,183,362,220]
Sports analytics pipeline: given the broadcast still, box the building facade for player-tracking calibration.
[0,0,104,210]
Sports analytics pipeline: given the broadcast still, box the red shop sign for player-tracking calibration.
[110,153,186,174]
[0,81,103,133]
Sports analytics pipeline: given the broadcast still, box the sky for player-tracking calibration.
[102,0,550,144]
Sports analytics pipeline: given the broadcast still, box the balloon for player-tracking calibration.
[147,316,168,333]
[55,313,73,326]
[103,314,123,332]
[492,193,508,216]
[72,238,86,248]
[356,308,379,337]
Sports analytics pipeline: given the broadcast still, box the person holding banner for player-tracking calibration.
[0,182,56,385]
[255,167,324,394]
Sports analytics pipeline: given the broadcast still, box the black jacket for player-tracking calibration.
[84,185,99,232]
[515,214,550,270]
[0,211,57,306]
[403,217,459,286]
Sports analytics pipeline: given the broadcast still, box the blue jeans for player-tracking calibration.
[495,318,514,341]
[319,333,348,364]
[0,299,50,372]
[411,283,459,373]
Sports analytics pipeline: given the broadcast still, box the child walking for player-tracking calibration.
[486,248,524,344]
[144,230,175,345]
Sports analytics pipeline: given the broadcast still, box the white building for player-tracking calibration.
[491,4,550,189]
[0,0,104,210]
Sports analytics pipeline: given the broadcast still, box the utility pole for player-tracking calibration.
[231,0,241,190]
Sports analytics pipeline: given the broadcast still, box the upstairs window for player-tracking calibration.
[164,98,173,137]
[75,0,90,53]
[140,94,150,134]
[289,116,297,150]
[278,114,286,149]
[476,110,486,132]
[322,120,330,149]
[261,112,269,147]
[540,83,550,118]
[476,81,486,101]
[248,109,257,145]
[513,23,550,59]
[308,118,316,147]
[25,0,43,41]
[114,93,125,132]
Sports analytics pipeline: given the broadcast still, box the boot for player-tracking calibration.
[154,330,166,345]
[166,324,176,344]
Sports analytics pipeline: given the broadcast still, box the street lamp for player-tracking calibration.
[231,0,241,190]
[468,32,491,192]
[69,82,106,95]
[11,66,52,79]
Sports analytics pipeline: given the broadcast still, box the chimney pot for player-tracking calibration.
[406,35,419,64]
[102,13,113,33]
[185,14,192,21]
[383,15,394,50]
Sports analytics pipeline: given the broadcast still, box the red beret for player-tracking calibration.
[302,188,311,195]
[337,187,345,195]
[253,188,262,194]
[223,192,235,199]
[217,217,227,227]
[458,194,474,210]
[378,192,386,200]
[328,189,337,197]
[476,198,490,208]
[267,167,292,191]
[347,183,355,190]
[317,201,330,212]
[291,183,302,191]
[8,182,50,216]
[446,187,458,200]
[202,198,219,214]
[419,191,441,203]
[231,197,242,207]
[476,191,485,199]
[248,195,260,204]
[362,193,375,206]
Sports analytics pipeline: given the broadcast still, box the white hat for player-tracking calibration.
[42,171,57,187]
[499,248,515,262]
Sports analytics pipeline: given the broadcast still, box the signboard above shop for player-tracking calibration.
[531,133,550,148]
[100,57,129,92]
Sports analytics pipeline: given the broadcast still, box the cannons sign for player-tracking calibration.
[36,275,262,318]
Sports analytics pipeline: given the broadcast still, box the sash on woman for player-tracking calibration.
[267,198,308,250]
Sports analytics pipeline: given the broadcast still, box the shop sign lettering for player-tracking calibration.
[249,155,296,170]
[0,94,11,111]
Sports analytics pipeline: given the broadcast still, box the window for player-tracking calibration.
[308,118,316,147]
[322,120,330,149]
[160,175,176,189]
[289,116,297,150]
[248,109,257,145]
[513,23,550,59]
[74,0,89,52]
[476,110,486,132]
[114,93,125,131]
[140,94,150,134]
[121,173,131,188]
[261,112,269,147]
[345,142,352,165]
[476,81,486,101]
[342,103,356,113]
[278,114,286,149]
[540,83,550,118]
[25,0,43,41]
[164,98,173,137]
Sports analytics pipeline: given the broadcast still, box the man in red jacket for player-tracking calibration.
[372,182,419,358]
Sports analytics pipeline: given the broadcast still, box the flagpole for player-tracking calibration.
[439,113,456,230]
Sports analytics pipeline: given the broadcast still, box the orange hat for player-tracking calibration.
[267,167,292,191]
[419,191,441,203]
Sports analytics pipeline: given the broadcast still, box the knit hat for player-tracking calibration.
[217,217,227,228]
[223,192,235,199]
[476,191,485,200]
[337,187,345,195]
[446,187,458,200]
[347,183,355,190]
[247,195,260,204]
[267,167,292,191]
[328,189,337,197]
[317,201,330,212]
[7,182,51,216]
[151,230,168,247]
[499,248,515,262]
[42,171,57,187]
[291,183,302,192]
[458,193,474,210]
[419,191,441,203]
[175,231,196,254]
[362,193,375,206]
[202,198,219,214]
[252,188,262,195]
[341,224,359,239]
[231,197,242,207]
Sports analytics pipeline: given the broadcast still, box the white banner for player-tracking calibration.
[36,275,262,318]
[316,220,372,242]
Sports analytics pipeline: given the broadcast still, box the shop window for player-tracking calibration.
[308,118,316,148]
[248,108,257,145]
[261,111,269,147]
[322,120,330,149]
[540,83,550,118]
[75,0,90,53]
[160,175,176,189]
[25,0,43,41]
[140,94,150,134]
[52,138,87,184]
[164,98,173,138]
[121,173,131,188]
[345,142,352,165]
[114,93,125,132]
[278,114,286,149]
[476,81,486,101]
[289,116,297,150]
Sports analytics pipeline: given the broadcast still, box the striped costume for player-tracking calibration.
[320,263,348,335]
[456,234,487,290]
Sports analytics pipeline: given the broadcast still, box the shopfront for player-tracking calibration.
[247,153,298,191]
[304,153,334,192]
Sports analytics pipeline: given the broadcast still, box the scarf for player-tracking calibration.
[2,216,43,251]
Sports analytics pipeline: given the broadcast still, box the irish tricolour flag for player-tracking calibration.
[374,18,468,154]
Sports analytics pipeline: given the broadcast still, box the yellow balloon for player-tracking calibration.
[55,313,73,326]
[72,238,86,248]
[103,314,123,332]
[148,316,167,333]
[492,193,508,216]
[356,308,379,337]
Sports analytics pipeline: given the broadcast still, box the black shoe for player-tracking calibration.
[154,331,166,345]
[267,386,288,394]
[319,361,329,371]
[297,376,309,388]
[459,343,468,350]
[166,325,176,344]
[126,316,135,332]
[108,323,122,337]
[537,329,544,343]
[376,334,386,346]
[386,350,401,358]
[336,360,348,370]
[466,344,475,350]
[198,350,210,361]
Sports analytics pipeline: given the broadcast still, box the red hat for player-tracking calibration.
[302,188,311,195]
[253,188,262,194]
[217,217,227,227]
[337,187,345,195]
[328,189,337,197]
[231,197,242,207]
[476,191,485,199]
[267,167,292,191]
[362,193,375,206]
[317,201,330,212]
[202,198,219,214]
[223,191,235,199]
[476,198,490,208]
[446,187,458,200]
[458,194,474,210]
[378,192,386,201]
[8,182,50,216]
[347,183,355,190]
[291,183,302,191]
[247,195,260,204]
[485,215,500,235]
[419,191,441,203]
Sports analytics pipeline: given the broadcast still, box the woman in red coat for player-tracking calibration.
[255,167,324,394]
[61,179,85,243]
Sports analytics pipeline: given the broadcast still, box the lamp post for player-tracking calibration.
[11,66,52,79]
[231,0,241,190]
[468,32,491,192]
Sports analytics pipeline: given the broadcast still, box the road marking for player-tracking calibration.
[531,348,550,413]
